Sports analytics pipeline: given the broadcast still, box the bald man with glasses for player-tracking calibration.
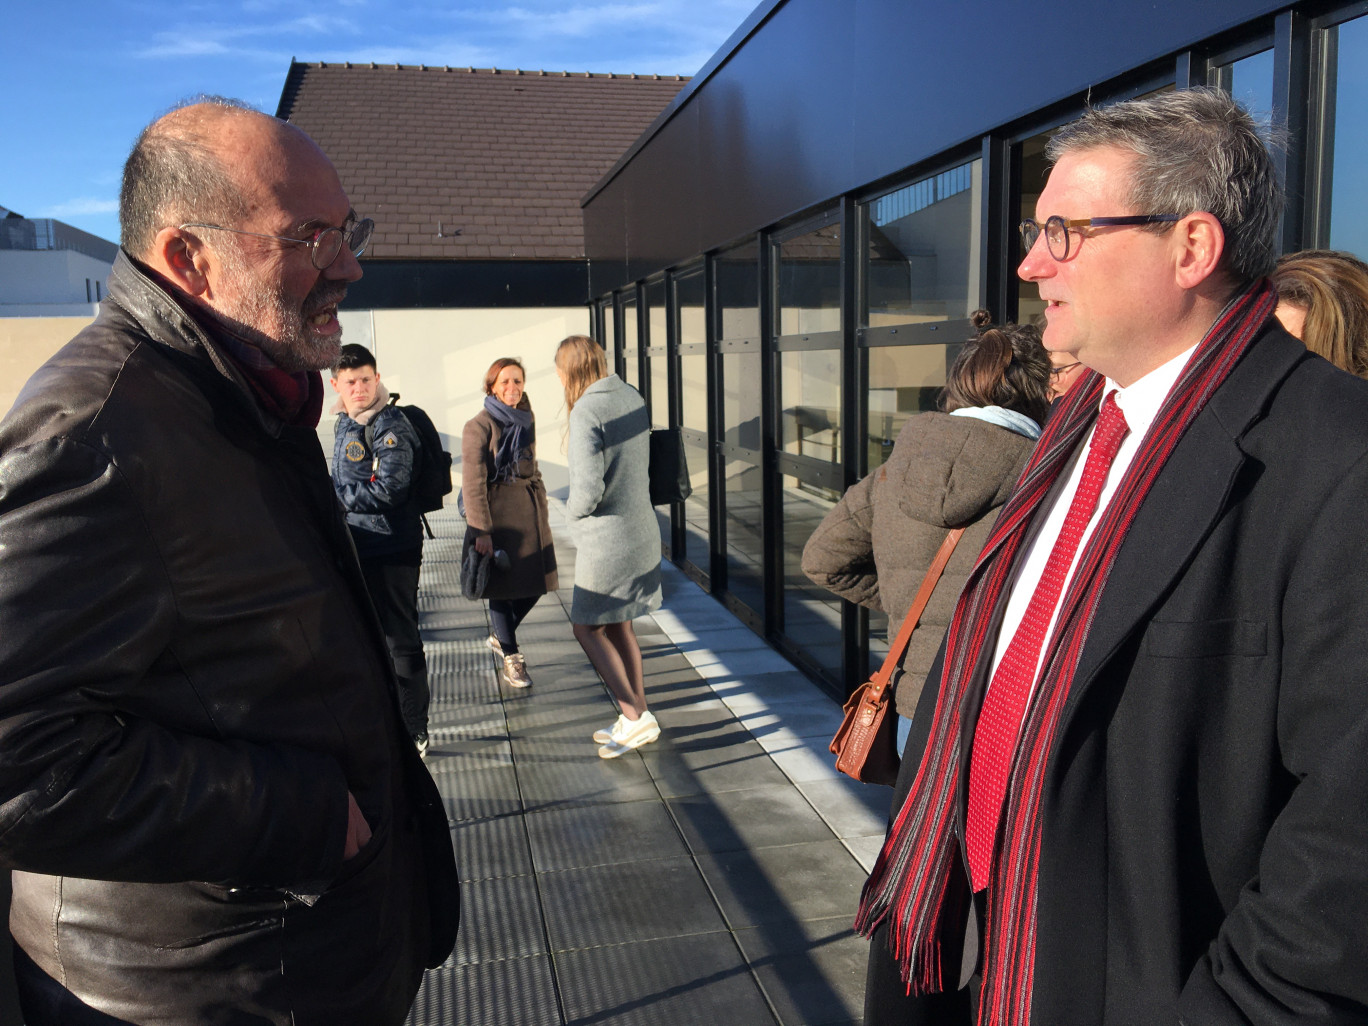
[0,99,457,1025]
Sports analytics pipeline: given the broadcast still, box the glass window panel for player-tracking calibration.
[781,473,843,679]
[650,355,669,429]
[866,161,982,327]
[646,278,667,348]
[681,354,709,571]
[621,294,639,388]
[601,300,615,357]
[677,267,706,347]
[1016,132,1052,327]
[723,457,765,613]
[780,349,841,462]
[1329,16,1368,259]
[718,240,760,340]
[868,609,890,677]
[778,222,841,336]
[866,344,954,469]
[1222,48,1274,121]
[721,351,762,451]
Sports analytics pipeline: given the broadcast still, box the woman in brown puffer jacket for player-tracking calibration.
[462,357,558,688]
[802,313,1050,731]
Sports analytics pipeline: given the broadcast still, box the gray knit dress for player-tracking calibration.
[565,374,662,625]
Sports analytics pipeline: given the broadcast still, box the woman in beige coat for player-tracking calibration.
[462,357,558,688]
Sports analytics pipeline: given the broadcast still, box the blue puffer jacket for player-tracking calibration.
[332,402,424,558]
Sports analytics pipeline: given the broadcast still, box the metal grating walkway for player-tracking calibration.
[406,502,889,1026]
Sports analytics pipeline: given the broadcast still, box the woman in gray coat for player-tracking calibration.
[555,334,663,758]
[802,313,1050,744]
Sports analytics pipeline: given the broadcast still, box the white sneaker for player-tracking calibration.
[592,715,625,744]
[597,711,660,759]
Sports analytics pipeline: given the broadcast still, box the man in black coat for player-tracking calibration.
[0,99,457,1024]
[863,88,1368,1025]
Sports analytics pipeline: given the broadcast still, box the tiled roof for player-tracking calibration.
[277,62,688,261]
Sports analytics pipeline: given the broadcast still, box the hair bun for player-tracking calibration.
[970,309,994,334]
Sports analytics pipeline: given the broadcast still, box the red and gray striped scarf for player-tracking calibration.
[854,279,1276,1024]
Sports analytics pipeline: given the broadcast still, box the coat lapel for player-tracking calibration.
[1062,326,1306,715]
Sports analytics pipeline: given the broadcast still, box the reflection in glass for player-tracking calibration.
[649,354,669,429]
[677,266,706,347]
[680,354,710,573]
[1219,49,1274,122]
[780,349,841,462]
[622,295,639,388]
[718,240,760,340]
[1330,16,1368,259]
[778,223,841,336]
[781,474,842,679]
[866,344,954,469]
[1016,133,1051,327]
[723,457,765,613]
[646,278,667,348]
[721,351,762,451]
[868,609,889,677]
[601,300,616,360]
[867,161,981,327]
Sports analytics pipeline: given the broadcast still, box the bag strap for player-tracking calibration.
[868,526,966,697]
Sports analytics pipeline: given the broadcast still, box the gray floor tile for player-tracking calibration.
[526,801,688,872]
[539,857,726,951]
[667,786,837,854]
[693,840,868,928]
[556,933,776,1026]
[450,816,535,882]
[409,954,561,1026]
[641,738,793,798]
[452,874,551,964]
[733,916,867,1026]
[514,746,661,810]
[795,779,890,840]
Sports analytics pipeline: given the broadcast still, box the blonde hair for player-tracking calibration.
[555,335,608,415]
[1272,250,1368,379]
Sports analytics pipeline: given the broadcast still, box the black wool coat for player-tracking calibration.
[872,322,1368,1025]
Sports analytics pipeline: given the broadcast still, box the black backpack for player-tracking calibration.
[364,396,453,519]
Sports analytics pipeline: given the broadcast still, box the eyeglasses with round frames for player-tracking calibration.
[177,217,375,270]
[1019,214,1180,262]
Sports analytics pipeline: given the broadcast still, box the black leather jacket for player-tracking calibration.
[0,253,457,1025]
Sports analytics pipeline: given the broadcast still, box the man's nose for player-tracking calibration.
[1018,234,1053,282]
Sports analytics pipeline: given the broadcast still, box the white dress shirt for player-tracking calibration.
[988,344,1198,689]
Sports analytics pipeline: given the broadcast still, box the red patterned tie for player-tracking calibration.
[965,392,1129,891]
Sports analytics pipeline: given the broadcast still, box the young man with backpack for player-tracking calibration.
[330,343,434,757]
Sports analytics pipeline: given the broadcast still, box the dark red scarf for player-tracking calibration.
[855,279,1277,1024]
[211,322,323,428]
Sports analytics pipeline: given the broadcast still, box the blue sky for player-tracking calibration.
[3,0,757,245]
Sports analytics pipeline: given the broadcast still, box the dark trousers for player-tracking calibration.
[13,947,135,1026]
[488,595,540,654]
[360,554,430,737]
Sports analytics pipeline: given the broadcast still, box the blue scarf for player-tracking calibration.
[484,395,534,482]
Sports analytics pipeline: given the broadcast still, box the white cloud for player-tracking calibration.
[47,198,120,217]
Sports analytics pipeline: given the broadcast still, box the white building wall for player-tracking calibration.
[0,250,112,314]
[0,306,591,501]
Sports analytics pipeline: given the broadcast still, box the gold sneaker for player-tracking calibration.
[502,653,532,688]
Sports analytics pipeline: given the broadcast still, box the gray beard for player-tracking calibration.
[210,243,346,372]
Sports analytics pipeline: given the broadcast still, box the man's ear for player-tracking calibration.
[329,376,341,393]
[1173,212,1225,290]
[146,226,214,299]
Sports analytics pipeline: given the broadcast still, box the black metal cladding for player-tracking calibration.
[345,260,589,308]
[583,0,1287,292]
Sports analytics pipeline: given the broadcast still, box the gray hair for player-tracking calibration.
[1046,87,1282,283]
[118,95,258,257]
